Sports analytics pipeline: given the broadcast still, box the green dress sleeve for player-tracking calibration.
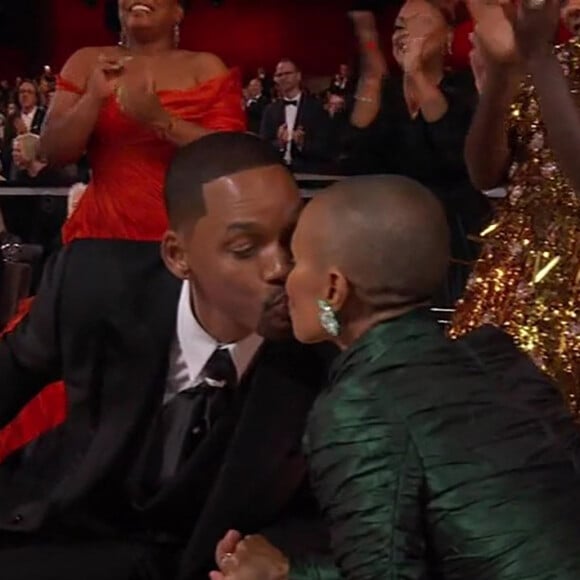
[305,380,429,580]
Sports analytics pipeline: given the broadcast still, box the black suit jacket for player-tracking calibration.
[0,240,334,579]
[260,96,331,173]
[246,95,269,134]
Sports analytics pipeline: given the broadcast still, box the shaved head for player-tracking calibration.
[307,175,450,307]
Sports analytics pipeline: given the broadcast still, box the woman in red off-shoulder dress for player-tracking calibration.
[0,0,246,461]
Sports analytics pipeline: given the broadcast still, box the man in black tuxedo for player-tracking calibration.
[0,133,333,580]
[245,78,269,135]
[260,59,331,174]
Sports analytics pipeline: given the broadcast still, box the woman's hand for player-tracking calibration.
[467,0,520,67]
[87,54,127,102]
[349,10,379,41]
[402,36,427,76]
[514,0,560,61]
[115,61,170,129]
[210,532,289,580]
[349,10,388,78]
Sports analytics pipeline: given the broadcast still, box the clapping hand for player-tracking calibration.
[402,36,427,75]
[349,10,388,78]
[87,54,128,102]
[514,0,560,60]
[13,117,27,135]
[293,126,305,149]
[115,60,169,129]
[277,124,289,148]
[467,0,520,66]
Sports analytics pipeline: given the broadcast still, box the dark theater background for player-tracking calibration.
[0,0,405,80]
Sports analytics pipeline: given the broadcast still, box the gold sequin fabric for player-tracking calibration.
[450,39,580,415]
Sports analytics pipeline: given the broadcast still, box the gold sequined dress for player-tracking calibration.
[450,39,580,414]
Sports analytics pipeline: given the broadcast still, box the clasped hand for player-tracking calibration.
[87,55,169,129]
[277,125,305,149]
[210,530,289,580]
[115,60,169,128]
[467,0,561,69]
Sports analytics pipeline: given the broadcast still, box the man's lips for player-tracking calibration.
[264,292,289,315]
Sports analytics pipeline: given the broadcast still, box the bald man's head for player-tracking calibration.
[305,175,450,308]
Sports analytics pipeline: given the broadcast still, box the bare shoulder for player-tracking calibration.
[179,50,229,83]
[60,46,122,82]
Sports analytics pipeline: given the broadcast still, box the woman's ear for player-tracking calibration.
[161,230,190,280]
[324,268,350,313]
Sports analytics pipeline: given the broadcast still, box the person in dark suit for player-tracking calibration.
[245,78,269,135]
[212,175,580,580]
[260,59,331,174]
[2,79,46,180]
[0,132,334,580]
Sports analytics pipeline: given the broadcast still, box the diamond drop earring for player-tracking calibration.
[317,299,340,337]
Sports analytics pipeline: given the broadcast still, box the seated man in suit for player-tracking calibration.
[260,59,331,174]
[0,132,333,580]
[245,78,269,135]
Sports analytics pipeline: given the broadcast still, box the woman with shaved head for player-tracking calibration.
[211,175,580,580]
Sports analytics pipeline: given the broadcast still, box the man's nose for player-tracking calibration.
[263,247,292,284]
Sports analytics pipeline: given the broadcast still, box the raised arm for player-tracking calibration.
[464,2,521,190]
[40,47,120,166]
[515,0,580,191]
[349,11,387,129]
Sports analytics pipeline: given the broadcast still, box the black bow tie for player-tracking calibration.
[284,99,298,107]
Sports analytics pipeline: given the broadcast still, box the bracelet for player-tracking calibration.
[354,94,376,103]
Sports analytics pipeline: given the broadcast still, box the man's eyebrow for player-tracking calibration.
[225,222,262,233]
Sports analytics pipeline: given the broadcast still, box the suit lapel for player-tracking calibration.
[179,340,326,578]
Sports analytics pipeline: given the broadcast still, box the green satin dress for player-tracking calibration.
[303,309,580,580]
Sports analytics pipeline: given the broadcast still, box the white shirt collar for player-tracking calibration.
[285,91,301,103]
[176,281,262,386]
[22,106,37,119]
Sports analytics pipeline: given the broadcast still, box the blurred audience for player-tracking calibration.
[328,63,355,95]
[244,78,270,134]
[342,5,490,304]
[260,59,331,173]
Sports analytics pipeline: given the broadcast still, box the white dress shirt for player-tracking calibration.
[21,107,37,132]
[283,92,302,165]
[164,281,263,403]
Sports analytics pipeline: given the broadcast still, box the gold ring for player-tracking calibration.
[219,552,236,567]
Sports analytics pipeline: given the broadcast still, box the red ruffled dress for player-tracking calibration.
[0,69,246,461]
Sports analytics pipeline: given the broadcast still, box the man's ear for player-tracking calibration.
[161,229,190,280]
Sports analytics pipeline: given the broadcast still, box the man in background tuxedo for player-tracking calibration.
[2,79,46,180]
[0,133,333,580]
[245,78,269,134]
[260,59,331,174]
